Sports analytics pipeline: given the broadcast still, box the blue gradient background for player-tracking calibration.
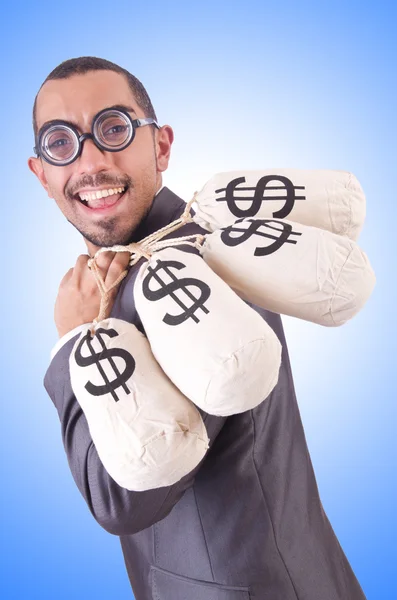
[1,1,395,598]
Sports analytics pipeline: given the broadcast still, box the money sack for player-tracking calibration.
[69,317,209,491]
[200,218,376,326]
[192,169,366,240]
[133,247,282,416]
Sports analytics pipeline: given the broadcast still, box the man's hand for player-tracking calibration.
[54,251,131,338]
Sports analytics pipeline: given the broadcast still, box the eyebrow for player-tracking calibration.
[38,104,138,132]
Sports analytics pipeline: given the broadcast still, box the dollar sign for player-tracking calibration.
[216,175,304,219]
[74,328,136,402]
[142,259,211,326]
[220,218,302,256]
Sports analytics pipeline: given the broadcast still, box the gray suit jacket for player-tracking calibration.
[44,187,367,600]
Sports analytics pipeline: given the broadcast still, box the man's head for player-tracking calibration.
[28,57,174,256]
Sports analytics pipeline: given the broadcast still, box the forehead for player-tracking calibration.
[36,70,140,130]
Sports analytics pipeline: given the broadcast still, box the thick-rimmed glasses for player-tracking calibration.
[34,107,160,166]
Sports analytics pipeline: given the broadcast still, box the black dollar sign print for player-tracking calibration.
[74,327,136,402]
[220,219,302,256]
[216,175,305,219]
[142,259,211,325]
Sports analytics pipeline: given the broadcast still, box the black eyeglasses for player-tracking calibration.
[34,107,160,166]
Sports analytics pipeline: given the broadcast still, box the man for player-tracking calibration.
[28,56,367,600]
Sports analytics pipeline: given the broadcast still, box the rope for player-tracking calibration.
[87,259,129,335]
[86,194,204,335]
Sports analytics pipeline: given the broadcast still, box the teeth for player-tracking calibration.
[79,187,125,201]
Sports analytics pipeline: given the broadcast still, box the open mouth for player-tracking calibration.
[74,185,129,210]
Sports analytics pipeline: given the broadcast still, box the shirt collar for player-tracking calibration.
[129,186,187,243]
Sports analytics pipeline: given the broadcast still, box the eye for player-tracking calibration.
[102,124,129,141]
[45,129,76,160]
[97,114,131,147]
[105,124,128,136]
[48,137,73,149]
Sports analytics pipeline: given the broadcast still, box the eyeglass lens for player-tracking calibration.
[94,111,132,148]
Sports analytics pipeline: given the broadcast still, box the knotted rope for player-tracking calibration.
[87,195,205,335]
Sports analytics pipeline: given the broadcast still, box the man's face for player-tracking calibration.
[28,70,173,254]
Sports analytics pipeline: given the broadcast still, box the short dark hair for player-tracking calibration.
[32,56,157,138]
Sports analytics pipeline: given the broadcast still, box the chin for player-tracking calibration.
[88,227,138,249]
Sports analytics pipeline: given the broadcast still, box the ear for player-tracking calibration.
[155,125,174,172]
[27,156,52,197]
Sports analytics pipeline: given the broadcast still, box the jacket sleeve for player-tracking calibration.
[50,323,92,361]
[43,334,227,536]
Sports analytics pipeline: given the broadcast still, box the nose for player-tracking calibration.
[75,135,111,175]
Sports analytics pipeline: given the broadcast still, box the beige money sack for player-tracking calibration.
[201,218,376,326]
[133,246,282,416]
[69,317,209,491]
[192,169,366,240]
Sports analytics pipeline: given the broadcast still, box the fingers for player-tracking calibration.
[94,251,116,277]
[75,254,92,273]
[103,251,130,287]
[70,251,130,291]
[89,250,130,289]
[59,267,74,288]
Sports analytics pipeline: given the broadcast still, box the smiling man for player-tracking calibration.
[29,66,173,256]
[28,57,368,600]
